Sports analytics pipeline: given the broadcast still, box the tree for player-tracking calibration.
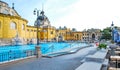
[101,27,112,40]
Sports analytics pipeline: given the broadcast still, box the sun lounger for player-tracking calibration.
[85,50,108,62]
[109,67,120,70]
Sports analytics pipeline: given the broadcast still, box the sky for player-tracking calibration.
[3,0,120,31]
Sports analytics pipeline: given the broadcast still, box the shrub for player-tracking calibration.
[98,43,107,49]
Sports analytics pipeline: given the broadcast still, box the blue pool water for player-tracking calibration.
[0,42,88,62]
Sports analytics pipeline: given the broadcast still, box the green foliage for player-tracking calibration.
[101,27,112,40]
[98,43,107,49]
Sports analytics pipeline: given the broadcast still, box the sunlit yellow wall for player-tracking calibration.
[19,20,27,39]
[40,27,56,41]
[0,14,28,39]
[48,27,56,41]
[0,14,3,38]
[66,33,73,40]
[26,26,38,40]
[0,13,84,42]
[40,28,48,40]
[1,15,10,38]
[57,28,71,40]
[72,32,83,41]
[25,26,30,39]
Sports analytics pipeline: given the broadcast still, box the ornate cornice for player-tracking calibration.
[0,13,28,23]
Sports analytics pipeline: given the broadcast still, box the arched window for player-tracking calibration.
[10,22,16,29]
[22,24,25,30]
[3,9,9,14]
[92,34,95,40]
[10,11,14,16]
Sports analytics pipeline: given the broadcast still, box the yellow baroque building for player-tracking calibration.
[0,13,28,39]
[0,1,57,44]
[56,27,71,41]
[40,26,56,42]
[0,1,102,45]
[0,1,28,44]
[72,32,83,41]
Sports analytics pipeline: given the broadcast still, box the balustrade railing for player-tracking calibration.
[0,50,35,62]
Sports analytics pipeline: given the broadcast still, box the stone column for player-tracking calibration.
[35,46,42,58]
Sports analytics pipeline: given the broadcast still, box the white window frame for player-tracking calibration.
[10,22,16,29]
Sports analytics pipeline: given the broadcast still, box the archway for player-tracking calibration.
[76,34,79,40]
[58,35,63,42]
[92,34,95,40]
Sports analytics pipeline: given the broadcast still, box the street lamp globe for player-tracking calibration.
[111,22,114,30]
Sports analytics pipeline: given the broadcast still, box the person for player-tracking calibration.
[109,41,117,56]
[95,42,99,47]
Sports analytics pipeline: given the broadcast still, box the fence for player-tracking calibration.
[0,50,35,62]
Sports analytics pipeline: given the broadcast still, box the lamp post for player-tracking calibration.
[33,8,44,45]
[34,9,41,45]
[111,21,114,41]
[34,8,44,58]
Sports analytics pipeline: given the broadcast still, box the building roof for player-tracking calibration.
[0,1,8,6]
[0,1,20,16]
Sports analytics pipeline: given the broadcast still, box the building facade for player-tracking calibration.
[0,1,102,45]
[82,29,102,42]
[72,32,83,41]
[0,1,28,44]
[0,1,58,44]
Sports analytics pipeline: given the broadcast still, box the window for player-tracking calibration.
[3,9,9,14]
[51,31,53,34]
[10,22,16,29]
[77,34,79,39]
[22,24,25,30]
[0,22,1,29]
[27,29,29,31]
[34,30,36,32]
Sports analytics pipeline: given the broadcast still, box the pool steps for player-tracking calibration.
[42,45,90,58]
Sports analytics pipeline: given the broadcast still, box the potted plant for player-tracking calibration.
[98,43,107,49]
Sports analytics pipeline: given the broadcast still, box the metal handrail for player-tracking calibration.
[43,45,54,53]
[43,43,73,53]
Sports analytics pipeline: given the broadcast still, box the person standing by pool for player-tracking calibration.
[95,42,99,47]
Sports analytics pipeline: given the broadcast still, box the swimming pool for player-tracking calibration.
[0,42,88,62]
